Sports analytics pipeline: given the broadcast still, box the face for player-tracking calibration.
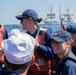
[70,33,76,47]
[51,40,68,55]
[20,17,30,30]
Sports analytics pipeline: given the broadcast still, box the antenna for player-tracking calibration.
[48,6,53,21]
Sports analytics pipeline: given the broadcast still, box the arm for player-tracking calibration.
[36,44,56,59]
[35,28,58,60]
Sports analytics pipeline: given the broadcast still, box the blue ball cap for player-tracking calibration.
[49,30,73,43]
[66,24,76,34]
[16,9,38,21]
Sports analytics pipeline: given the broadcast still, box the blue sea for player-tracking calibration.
[4,23,76,35]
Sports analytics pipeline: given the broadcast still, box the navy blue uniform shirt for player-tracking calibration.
[0,70,19,75]
[61,60,76,75]
[52,51,76,75]
[27,26,58,60]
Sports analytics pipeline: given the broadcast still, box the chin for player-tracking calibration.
[54,52,60,55]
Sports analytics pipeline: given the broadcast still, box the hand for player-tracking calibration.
[35,40,39,50]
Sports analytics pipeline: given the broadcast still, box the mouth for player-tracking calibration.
[52,46,58,52]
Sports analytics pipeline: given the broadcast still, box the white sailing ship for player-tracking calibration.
[43,6,74,25]
[43,6,59,25]
[61,8,73,25]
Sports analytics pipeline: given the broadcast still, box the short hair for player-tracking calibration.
[4,57,31,71]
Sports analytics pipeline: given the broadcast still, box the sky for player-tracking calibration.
[0,0,76,25]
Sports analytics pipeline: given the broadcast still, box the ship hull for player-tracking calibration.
[43,21,59,25]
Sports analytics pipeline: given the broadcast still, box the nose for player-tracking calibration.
[20,20,23,24]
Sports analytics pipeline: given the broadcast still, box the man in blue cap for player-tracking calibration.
[66,24,76,56]
[16,9,57,75]
[49,30,76,75]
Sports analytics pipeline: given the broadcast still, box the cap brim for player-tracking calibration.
[15,15,24,20]
[49,36,64,42]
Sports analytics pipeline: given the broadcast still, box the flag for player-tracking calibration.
[61,23,66,30]
[61,18,66,30]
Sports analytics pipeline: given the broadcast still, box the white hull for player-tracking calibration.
[43,20,59,25]
[43,7,74,25]
[64,22,73,25]
[43,20,74,25]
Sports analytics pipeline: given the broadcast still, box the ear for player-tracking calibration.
[30,55,35,66]
[66,41,71,48]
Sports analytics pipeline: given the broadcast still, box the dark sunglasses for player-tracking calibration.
[21,17,29,22]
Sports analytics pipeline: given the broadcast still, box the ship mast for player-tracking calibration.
[46,6,55,21]
[62,8,73,23]
[59,5,61,24]
[66,8,69,14]
[66,8,70,21]
[49,6,53,21]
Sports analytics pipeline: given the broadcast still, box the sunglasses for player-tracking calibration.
[21,17,29,22]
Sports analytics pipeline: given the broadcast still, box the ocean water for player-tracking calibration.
[4,23,74,35]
